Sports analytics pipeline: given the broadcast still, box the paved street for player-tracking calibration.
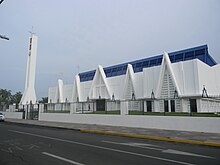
[0,122,220,165]
[5,118,220,146]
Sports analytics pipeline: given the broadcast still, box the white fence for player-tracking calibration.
[0,111,23,119]
[39,113,220,134]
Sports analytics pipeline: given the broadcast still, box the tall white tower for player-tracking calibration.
[20,33,38,105]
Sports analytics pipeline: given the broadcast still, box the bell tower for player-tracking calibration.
[20,33,38,104]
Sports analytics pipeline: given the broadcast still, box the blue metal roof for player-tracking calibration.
[79,45,216,82]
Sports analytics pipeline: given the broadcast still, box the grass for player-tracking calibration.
[43,109,220,117]
[85,110,120,115]
[129,111,164,116]
[128,111,220,117]
[191,113,220,117]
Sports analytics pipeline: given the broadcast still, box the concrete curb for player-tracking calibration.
[4,121,81,131]
[80,129,220,148]
[5,120,220,148]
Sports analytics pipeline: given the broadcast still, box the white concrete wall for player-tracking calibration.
[0,111,23,119]
[39,113,220,133]
[181,60,199,95]
[143,66,160,98]
[63,84,73,101]
[197,61,220,95]
[80,81,92,101]
[48,87,56,103]
[107,75,125,100]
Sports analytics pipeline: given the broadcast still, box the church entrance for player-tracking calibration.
[96,99,106,111]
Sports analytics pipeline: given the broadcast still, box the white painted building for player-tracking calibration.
[48,45,220,113]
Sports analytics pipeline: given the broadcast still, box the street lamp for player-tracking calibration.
[0,0,5,4]
[0,35,9,40]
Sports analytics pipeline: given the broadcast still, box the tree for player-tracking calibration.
[0,89,12,105]
[38,97,48,104]
[11,92,22,105]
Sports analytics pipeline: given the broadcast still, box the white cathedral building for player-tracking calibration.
[48,45,220,113]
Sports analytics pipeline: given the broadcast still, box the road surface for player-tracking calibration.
[0,122,219,165]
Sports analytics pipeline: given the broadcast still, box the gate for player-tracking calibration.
[27,104,39,120]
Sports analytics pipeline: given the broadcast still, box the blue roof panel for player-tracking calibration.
[79,45,217,82]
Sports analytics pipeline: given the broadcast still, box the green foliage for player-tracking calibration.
[0,89,12,104]
[39,97,48,104]
[128,111,220,117]
[86,110,120,115]
[0,89,22,105]
[11,92,22,105]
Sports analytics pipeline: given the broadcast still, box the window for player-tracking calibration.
[175,53,184,61]
[169,56,175,62]
[135,62,143,72]
[105,69,112,77]
[149,59,157,66]
[157,57,163,64]
[111,68,118,76]
[117,67,123,75]
[195,49,205,56]
[122,66,127,74]
[184,51,194,60]
[142,61,149,68]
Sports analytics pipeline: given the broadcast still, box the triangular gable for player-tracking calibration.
[72,75,81,102]
[156,52,181,98]
[122,64,136,100]
[89,65,111,99]
[55,79,64,102]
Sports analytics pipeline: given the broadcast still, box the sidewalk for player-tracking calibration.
[5,118,220,147]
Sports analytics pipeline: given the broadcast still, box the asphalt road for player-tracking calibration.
[0,122,219,165]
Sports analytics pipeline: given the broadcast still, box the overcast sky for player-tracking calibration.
[0,0,219,99]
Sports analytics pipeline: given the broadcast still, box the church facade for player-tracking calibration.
[48,45,220,113]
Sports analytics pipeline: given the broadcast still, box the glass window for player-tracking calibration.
[149,59,157,66]
[117,67,123,75]
[175,53,183,61]
[195,49,205,56]
[184,51,194,59]
[142,61,149,68]
[105,69,112,77]
[111,68,118,76]
[122,66,127,74]
[169,56,174,62]
[135,62,143,72]
[157,58,163,64]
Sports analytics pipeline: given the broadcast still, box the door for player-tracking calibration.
[164,100,169,112]
[146,101,152,112]
[190,99,197,112]
[96,99,105,111]
[170,100,175,112]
